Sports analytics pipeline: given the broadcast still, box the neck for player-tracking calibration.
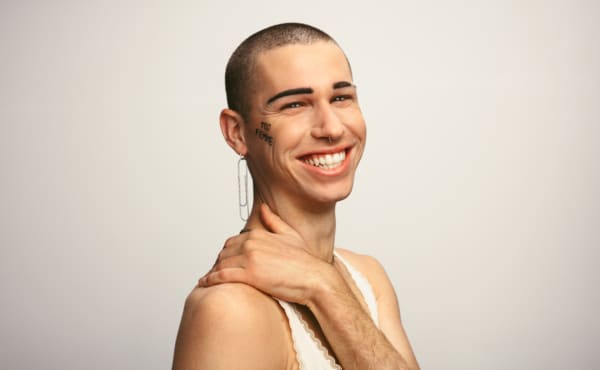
[243,195,337,263]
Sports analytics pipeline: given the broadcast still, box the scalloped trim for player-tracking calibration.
[276,252,378,369]
[289,303,342,370]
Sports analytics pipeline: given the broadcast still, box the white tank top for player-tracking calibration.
[276,251,379,370]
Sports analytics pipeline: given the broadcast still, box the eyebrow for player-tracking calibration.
[333,81,354,89]
[266,87,313,105]
[266,81,355,105]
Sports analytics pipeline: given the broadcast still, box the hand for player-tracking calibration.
[198,204,336,305]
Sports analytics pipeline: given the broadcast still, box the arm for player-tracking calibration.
[358,252,419,367]
[172,283,290,370]
[198,205,419,369]
[311,251,419,370]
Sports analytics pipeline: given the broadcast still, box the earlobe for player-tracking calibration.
[219,109,248,156]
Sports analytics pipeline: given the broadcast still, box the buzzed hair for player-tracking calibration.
[225,23,344,122]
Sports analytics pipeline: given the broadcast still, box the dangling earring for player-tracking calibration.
[237,155,249,221]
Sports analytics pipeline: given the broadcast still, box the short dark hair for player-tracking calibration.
[225,23,342,122]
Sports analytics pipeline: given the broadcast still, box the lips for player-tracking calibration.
[301,149,347,170]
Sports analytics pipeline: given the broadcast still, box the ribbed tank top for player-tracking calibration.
[276,251,379,370]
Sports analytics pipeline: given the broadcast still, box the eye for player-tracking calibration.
[282,101,304,110]
[332,95,353,104]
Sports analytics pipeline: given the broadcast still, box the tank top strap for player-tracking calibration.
[275,251,380,369]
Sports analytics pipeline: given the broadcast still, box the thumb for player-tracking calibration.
[260,203,297,236]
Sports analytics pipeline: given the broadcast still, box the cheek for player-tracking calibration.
[269,120,306,146]
[254,121,274,146]
[355,117,366,135]
[343,110,367,139]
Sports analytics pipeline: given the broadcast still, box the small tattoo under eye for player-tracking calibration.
[260,122,271,131]
[256,121,273,146]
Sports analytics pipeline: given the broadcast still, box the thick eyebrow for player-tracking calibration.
[333,81,355,89]
[266,81,356,105]
[266,87,313,105]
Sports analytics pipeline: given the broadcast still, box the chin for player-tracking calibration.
[307,183,355,204]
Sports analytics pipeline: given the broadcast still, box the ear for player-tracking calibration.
[219,108,248,156]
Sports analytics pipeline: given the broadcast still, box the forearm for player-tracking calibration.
[306,270,414,370]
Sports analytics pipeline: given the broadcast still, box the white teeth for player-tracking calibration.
[303,150,346,169]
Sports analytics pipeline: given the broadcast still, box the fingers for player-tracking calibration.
[199,252,249,287]
[199,209,301,290]
[218,232,260,260]
[213,254,247,272]
[200,247,253,287]
[260,203,297,236]
[198,267,247,287]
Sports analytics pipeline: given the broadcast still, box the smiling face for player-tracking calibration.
[242,41,366,209]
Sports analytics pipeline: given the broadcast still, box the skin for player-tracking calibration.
[172,41,419,370]
[255,121,274,145]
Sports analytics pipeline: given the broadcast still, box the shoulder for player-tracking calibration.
[184,282,276,319]
[334,248,390,296]
[334,248,401,315]
[335,248,383,271]
[173,283,293,370]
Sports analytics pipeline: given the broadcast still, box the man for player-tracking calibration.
[173,23,419,370]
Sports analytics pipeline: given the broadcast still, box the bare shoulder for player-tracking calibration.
[335,248,384,270]
[183,282,277,318]
[335,248,391,297]
[173,283,293,370]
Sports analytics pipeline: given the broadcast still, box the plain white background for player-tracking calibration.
[1,1,599,369]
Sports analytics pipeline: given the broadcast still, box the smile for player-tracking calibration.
[302,150,346,170]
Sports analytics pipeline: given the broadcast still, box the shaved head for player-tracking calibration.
[225,23,349,121]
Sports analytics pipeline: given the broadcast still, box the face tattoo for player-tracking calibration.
[255,121,273,146]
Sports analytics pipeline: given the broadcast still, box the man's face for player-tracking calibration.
[243,41,366,207]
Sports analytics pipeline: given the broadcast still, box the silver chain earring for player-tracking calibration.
[237,155,249,221]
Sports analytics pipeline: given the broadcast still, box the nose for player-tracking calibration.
[311,103,344,142]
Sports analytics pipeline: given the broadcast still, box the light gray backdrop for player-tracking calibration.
[1,1,599,369]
